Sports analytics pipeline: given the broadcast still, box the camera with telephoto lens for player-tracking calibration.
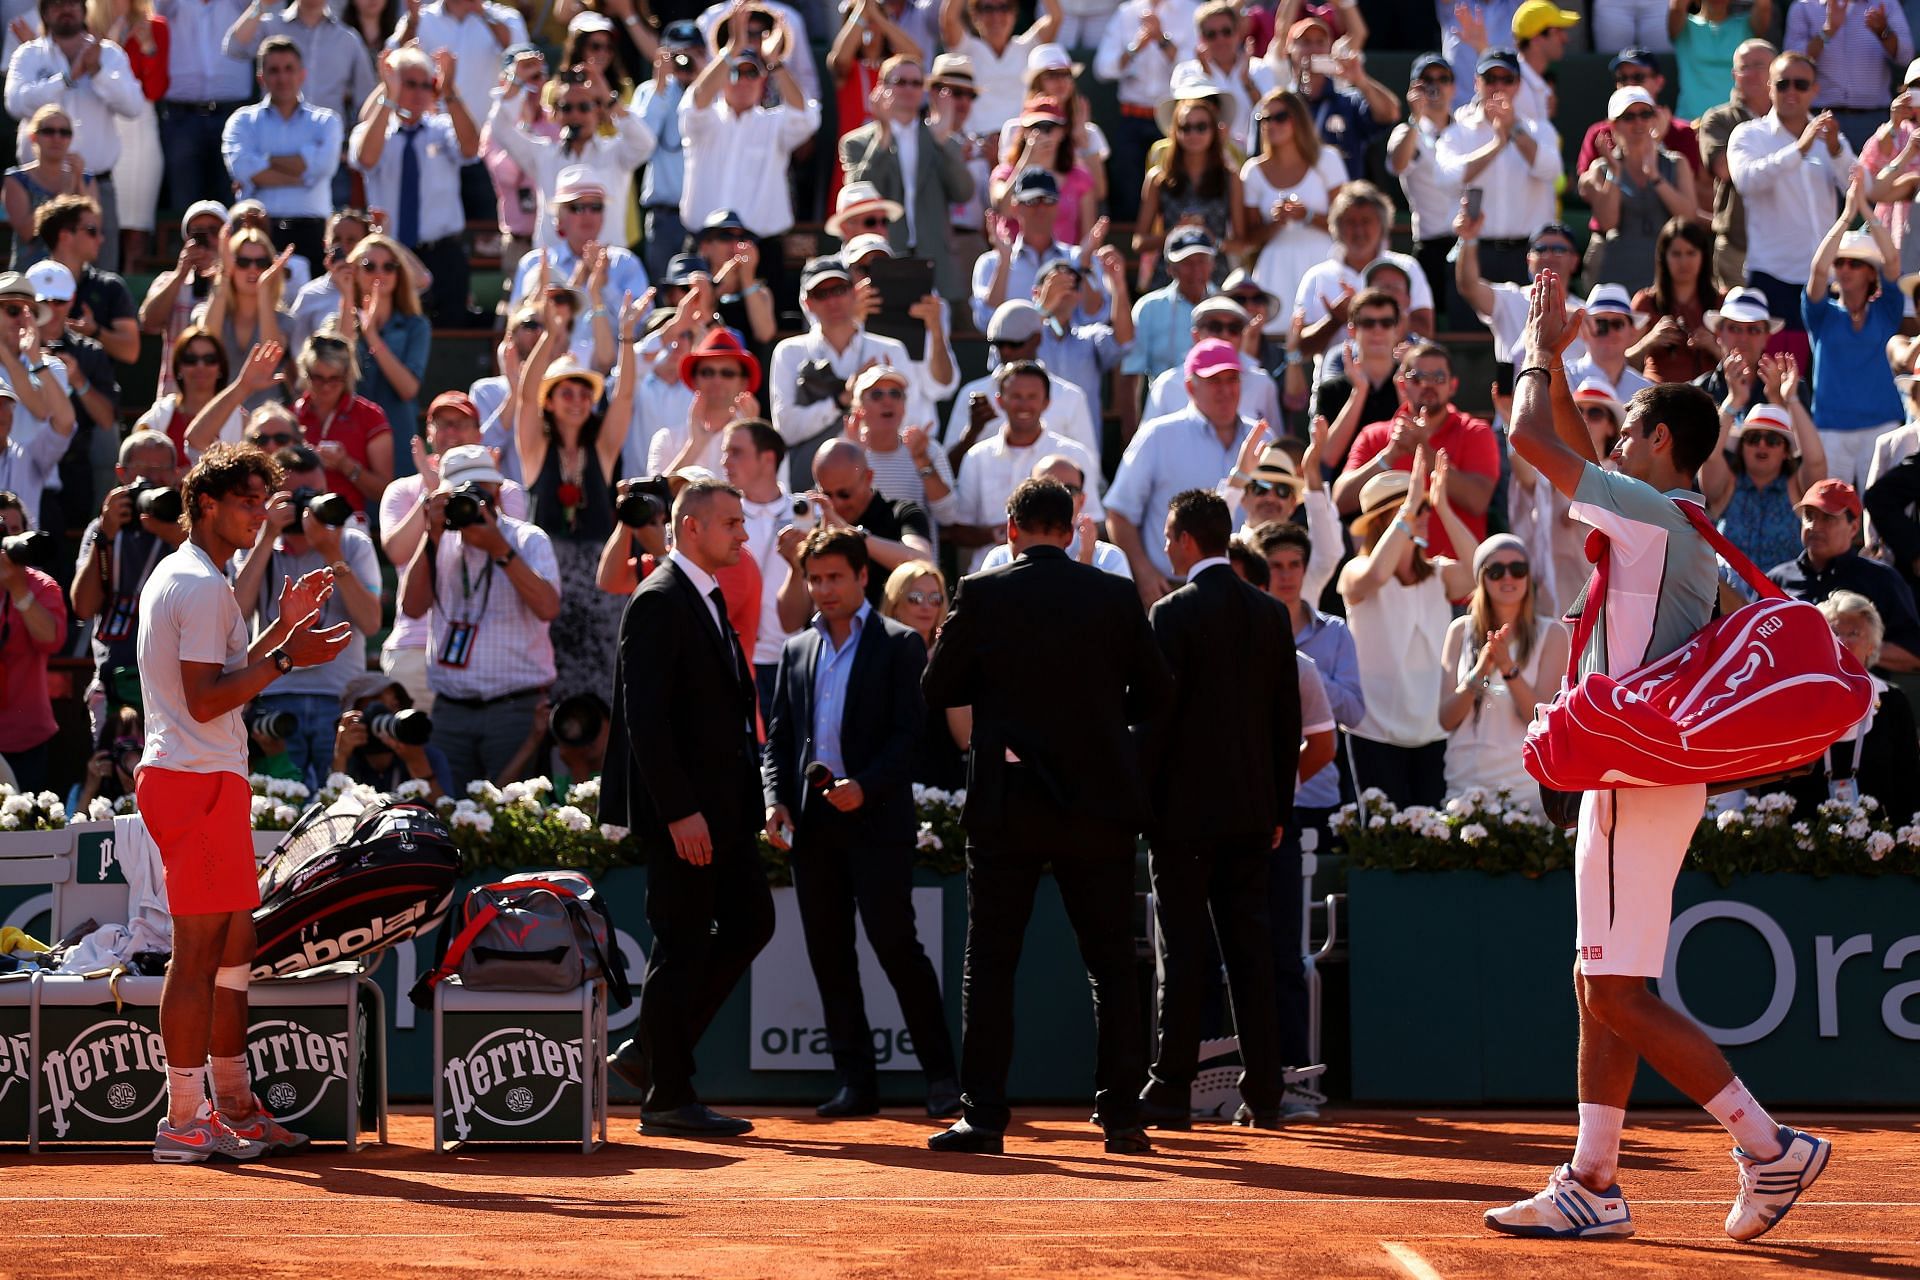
[442,481,493,530]
[551,693,608,748]
[127,478,183,525]
[364,701,432,747]
[615,476,672,529]
[0,529,54,568]
[248,707,297,740]
[289,485,352,528]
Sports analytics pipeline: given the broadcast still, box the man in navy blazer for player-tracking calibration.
[763,527,960,1119]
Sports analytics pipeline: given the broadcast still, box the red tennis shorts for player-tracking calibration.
[135,767,261,916]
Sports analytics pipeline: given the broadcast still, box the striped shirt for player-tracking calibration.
[1785,0,1914,112]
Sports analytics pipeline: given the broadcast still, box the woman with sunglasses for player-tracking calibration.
[1804,174,1906,488]
[1338,446,1477,809]
[1437,534,1568,815]
[133,327,241,467]
[513,291,640,702]
[292,331,395,515]
[1136,96,1242,290]
[988,96,1094,246]
[880,558,970,789]
[1243,88,1344,331]
[486,50,653,250]
[3,106,100,271]
[938,0,1062,139]
[1577,87,1697,295]
[1703,400,1826,572]
[337,233,429,473]
[193,227,292,411]
[1628,216,1724,385]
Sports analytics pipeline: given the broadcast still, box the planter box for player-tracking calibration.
[1349,867,1920,1106]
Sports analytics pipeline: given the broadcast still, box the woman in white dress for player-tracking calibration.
[938,0,1062,140]
[1241,88,1346,337]
[1438,534,1570,814]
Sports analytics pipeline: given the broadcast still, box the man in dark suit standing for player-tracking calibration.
[921,478,1173,1156]
[602,479,774,1137]
[1138,490,1302,1130]
[763,527,962,1120]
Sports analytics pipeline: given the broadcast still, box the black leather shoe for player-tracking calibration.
[1233,1103,1283,1130]
[639,1104,754,1137]
[815,1086,880,1118]
[927,1119,1004,1154]
[1138,1098,1193,1131]
[607,1039,649,1095]
[925,1077,964,1119]
[1104,1126,1154,1155]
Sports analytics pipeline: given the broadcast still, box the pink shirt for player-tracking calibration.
[1862,122,1920,261]
[0,568,67,752]
[989,163,1095,247]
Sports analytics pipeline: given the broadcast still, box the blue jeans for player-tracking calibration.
[256,691,345,791]
[159,103,245,213]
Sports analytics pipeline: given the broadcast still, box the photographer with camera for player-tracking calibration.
[138,202,228,363]
[329,672,450,801]
[498,691,608,795]
[230,445,382,788]
[71,430,186,740]
[398,443,561,791]
[0,272,78,534]
[378,392,526,711]
[0,489,68,792]
[71,705,145,816]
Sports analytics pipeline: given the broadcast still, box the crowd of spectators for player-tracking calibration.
[0,0,1916,837]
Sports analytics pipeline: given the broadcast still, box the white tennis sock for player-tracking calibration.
[1705,1077,1783,1160]
[166,1065,208,1128]
[209,1053,251,1115]
[1570,1102,1626,1188]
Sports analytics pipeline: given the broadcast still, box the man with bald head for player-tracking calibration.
[778,439,932,621]
[980,454,1130,578]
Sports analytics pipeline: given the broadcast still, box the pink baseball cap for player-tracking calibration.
[1184,338,1242,380]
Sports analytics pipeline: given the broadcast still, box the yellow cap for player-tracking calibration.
[1512,0,1580,40]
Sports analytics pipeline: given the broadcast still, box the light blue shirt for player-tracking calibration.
[968,238,1107,331]
[157,0,255,102]
[221,97,343,217]
[1291,608,1363,810]
[509,242,650,312]
[351,114,473,244]
[1038,320,1127,422]
[633,78,687,208]
[1121,282,1196,379]
[1439,0,1526,109]
[1104,407,1253,577]
[808,600,871,779]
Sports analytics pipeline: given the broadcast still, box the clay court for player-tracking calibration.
[4,1109,1916,1278]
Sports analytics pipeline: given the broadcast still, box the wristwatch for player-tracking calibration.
[494,546,518,568]
[271,647,293,674]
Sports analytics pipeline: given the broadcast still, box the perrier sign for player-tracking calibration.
[439,1015,592,1145]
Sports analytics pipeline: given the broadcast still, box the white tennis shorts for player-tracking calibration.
[1574,783,1709,978]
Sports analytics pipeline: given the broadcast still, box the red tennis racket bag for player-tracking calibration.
[1523,501,1874,793]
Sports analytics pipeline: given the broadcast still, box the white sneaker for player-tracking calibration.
[1280,1065,1328,1123]
[1485,1164,1635,1239]
[153,1107,270,1164]
[1726,1126,1831,1241]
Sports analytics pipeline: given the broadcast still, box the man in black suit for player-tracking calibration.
[1138,490,1302,1130]
[921,478,1174,1156]
[763,527,962,1120]
[601,479,774,1137]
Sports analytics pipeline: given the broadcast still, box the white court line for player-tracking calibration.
[1380,1242,1445,1280]
[0,1194,1914,1206]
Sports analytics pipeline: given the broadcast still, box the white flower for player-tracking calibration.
[1844,818,1870,841]
[915,824,943,851]
[524,775,554,795]
[1367,814,1386,829]
[1717,809,1746,830]
[452,808,495,833]
[467,780,502,803]
[250,795,272,818]
[551,805,593,833]
[1867,832,1895,861]
[36,791,59,810]
[500,781,528,804]
[1330,805,1357,832]
[248,772,274,789]
[272,804,298,825]
[1444,797,1470,818]
[86,797,115,821]
[1793,822,1811,837]
[599,823,629,841]
[0,813,19,830]
[1460,823,1489,844]
[1428,824,1452,843]
[1758,792,1797,814]
[1,795,33,818]
[1360,787,1389,805]
[1901,825,1920,849]
[324,772,355,794]
[566,778,600,807]
[1828,824,1845,837]
[1861,795,1881,812]
[395,779,432,801]
[949,788,966,808]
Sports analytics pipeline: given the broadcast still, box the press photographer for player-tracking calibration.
[329,672,450,801]
[71,431,186,739]
[231,446,382,787]
[398,444,561,791]
[0,488,67,791]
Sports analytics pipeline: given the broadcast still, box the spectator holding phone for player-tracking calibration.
[0,487,69,791]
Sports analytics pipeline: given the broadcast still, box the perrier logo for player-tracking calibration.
[41,1018,167,1137]
[442,1026,584,1140]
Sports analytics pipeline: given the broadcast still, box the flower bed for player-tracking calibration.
[1335,786,1920,881]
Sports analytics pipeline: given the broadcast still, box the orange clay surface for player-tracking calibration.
[3,1108,1917,1279]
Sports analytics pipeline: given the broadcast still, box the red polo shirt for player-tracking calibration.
[1345,407,1499,561]
[293,393,392,513]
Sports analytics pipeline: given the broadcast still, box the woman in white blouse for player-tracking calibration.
[938,0,1063,139]
[485,53,656,250]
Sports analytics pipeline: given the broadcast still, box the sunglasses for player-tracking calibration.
[35,125,72,137]
[1774,77,1813,92]
[1580,405,1617,423]
[1199,319,1245,336]
[851,214,890,230]
[823,486,860,501]
[177,351,221,368]
[887,77,925,89]
[1743,430,1790,449]
[1617,108,1655,123]
[1027,120,1062,134]
[1420,74,1454,87]
[306,370,346,385]
[991,338,1029,352]
[695,366,745,379]
[862,385,906,401]
[564,201,606,214]
[1177,121,1213,135]
[732,64,765,79]
[359,259,400,274]
[75,223,100,238]
[1255,111,1291,125]
[1352,315,1396,330]
[1591,316,1633,334]
[556,100,596,115]
[1247,479,1294,497]
[557,68,592,84]
[250,431,295,446]
[1614,71,1650,86]
[398,77,435,91]
[1229,292,1267,309]
[1481,71,1518,86]
[582,37,612,51]
[1401,369,1450,384]
[1482,560,1529,581]
[235,255,272,270]
[1201,23,1235,38]
[936,85,978,100]
[1835,257,1875,270]
[808,282,851,299]
[1530,242,1576,256]
[974,2,1014,12]
[904,590,945,607]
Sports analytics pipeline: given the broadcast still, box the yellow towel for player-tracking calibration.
[0,925,48,954]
